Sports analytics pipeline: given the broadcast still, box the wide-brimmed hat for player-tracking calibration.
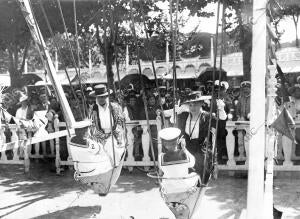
[158,85,167,90]
[184,91,211,104]
[89,84,112,97]
[159,127,181,142]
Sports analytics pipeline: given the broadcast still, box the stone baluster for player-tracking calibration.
[237,129,246,162]
[156,115,162,155]
[282,103,294,166]
[276,134,284,160]
[126,124,135,172]
[225,124,235,166]
[23,129,30,172]
[282,136,293,166]
[27,131,34,158]
[141,124,150,164]
[0,124,7,161]
[244,129,250,165]
[41,141,46,156]
[47,119,55,156]
[10,125,19,161]
[54,115,62,174]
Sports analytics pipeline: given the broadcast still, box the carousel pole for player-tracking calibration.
[264,64,277,218]
[247,0,267,218]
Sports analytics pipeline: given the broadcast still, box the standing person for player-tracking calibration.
[124,94,144,160]
[177,93,214,183]
[15,93,33,158]
[89,84,125,163]
[236,81,251,121]
[147,94,160,161]
[211,81,230,164]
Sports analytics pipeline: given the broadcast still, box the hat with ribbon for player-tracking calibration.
[184,91,211,104]
[89,84,112,97]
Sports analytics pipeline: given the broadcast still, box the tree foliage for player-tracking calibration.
[278,0,300,47]
[0,0,213,88]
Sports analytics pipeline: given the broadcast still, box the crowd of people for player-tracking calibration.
[1,78,255,163]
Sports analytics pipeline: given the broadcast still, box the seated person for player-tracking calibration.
[158,127,199,193]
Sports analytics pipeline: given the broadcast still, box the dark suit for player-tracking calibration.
[177,111,213,184]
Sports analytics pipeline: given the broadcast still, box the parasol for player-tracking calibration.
[15,73,43,87]
[120,73,152,91]
[198,67,227,83]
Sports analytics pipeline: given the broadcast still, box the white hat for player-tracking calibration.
[240,81,251,87]
[221,81,229,90]
[159,127,181,142]
[214,80,220,86]
[86,87,93,92]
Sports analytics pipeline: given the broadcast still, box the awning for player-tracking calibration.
[277,60,300,74]
[0,74,11,86]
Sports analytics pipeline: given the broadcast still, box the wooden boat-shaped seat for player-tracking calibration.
[69,129,125,196]
[147,152,207,219]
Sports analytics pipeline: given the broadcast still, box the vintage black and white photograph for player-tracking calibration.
[0,0,300,218]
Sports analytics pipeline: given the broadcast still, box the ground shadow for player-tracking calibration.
[0,163,157,218]
[31,206,101,219]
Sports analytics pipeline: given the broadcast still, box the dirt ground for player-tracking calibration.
[0,162,299,219]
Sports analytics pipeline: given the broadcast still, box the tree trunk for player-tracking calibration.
[8,42,30,88]
[242,45,252,81]
[293,15,299,47]
[8,46,22,88]
[296,25,299,47]
[106,42,115,91]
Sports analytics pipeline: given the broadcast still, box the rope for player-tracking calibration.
[107,0,121,93]
[102,1,117,194]
[211,1,226,173]
[129,0,160,176]
[139,0,166,127]
[56,0,88,118]
[169,0,179,126]
[73,0,82,88]
[38,0,84,121]
[27,0,74,136]
[202,0,222,182]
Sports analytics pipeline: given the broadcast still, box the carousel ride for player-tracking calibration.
[0,0,288,218]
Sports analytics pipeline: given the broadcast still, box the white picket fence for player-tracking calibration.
[1,115,300,173]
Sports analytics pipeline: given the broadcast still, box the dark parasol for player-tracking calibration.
[198,67,227,83]
[119,74,152,91]
[15,73,43,87]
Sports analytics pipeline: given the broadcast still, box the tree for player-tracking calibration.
[223,0,253,81]
[279,0,300,47]
[1,0,213,88]
[0,0,31,87]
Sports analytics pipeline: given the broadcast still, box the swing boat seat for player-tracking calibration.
[148,171,206,219]
[69,133,126,195]
[147,152,207,219]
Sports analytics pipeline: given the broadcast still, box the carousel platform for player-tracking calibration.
[0,163,299,219]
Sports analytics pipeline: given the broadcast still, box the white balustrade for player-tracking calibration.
[2,112,300,173]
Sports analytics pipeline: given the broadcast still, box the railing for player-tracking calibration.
[219,121,300,171]
[0,114,64,172]
[2,115,300,173]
